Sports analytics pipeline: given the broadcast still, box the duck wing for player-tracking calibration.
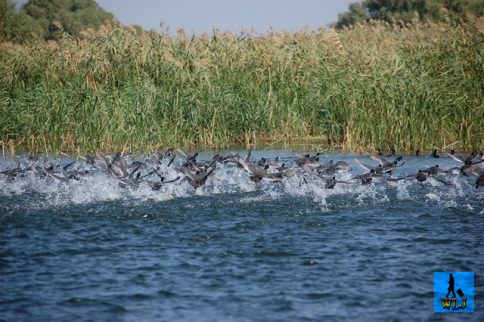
[447,153,464,163]
[370,155,386,166]
[354,158,374,171]
[334,161,351,171]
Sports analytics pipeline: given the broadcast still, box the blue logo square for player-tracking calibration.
[434,272,474,312]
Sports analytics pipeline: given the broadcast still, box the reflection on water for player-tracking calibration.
[0,151,482,321]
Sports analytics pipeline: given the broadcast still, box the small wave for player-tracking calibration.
[158,289,177,298]
[255,250,295,257]
[61,297,128,312]
[304,292,332,299]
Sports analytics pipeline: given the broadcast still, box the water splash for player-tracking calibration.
[1,153,482,212]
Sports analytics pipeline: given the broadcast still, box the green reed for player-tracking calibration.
[0,20,482,155]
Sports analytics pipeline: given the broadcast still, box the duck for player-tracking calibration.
[353,170,375,185]
[317,160,352,175]
[416,170,427,182]
[411,169,451,186]
[232,150,283,183]
[148,175,180,191]
[178,158,217,188]
[423,165,444,176]
[295,153,320,168]
[370,154,404,168]
[447,152,484,176]
[313,173,351,189]
[235,156,283,182]
[476,171,484,188]
[294,153,321,173]
[377,148,396,157]
[355,155,404,175]
[447,151,480,165]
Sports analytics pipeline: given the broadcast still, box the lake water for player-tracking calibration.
[1,150,482,321]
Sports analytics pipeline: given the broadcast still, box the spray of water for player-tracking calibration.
[0,153,482,213]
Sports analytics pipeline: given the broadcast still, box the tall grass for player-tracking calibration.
[0,19,482,155]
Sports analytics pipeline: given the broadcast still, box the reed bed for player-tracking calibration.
[0,20,482,155]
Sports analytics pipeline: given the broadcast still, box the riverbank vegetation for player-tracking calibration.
[335,0,483,28]
[0,2,483,155]
[1,0,115,42]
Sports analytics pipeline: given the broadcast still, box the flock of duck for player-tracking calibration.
[1,148,483,191]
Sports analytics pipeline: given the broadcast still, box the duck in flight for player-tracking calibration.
[447,151,484,176]
[476,171,484,188]
[354,154,404,175]
[234,150,283,183]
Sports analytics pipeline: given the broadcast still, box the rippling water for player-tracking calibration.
[1,151,482,321]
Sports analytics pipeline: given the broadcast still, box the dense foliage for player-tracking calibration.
[336,0,484,28]
[0,0,114,42]
[0,0,33,42]
[1,20,482,154]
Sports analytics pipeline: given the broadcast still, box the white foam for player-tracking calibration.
[1,154,483,211]
[394,179,411,200]
[425,193,439,201]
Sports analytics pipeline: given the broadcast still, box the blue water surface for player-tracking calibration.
[1,150,483,321]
